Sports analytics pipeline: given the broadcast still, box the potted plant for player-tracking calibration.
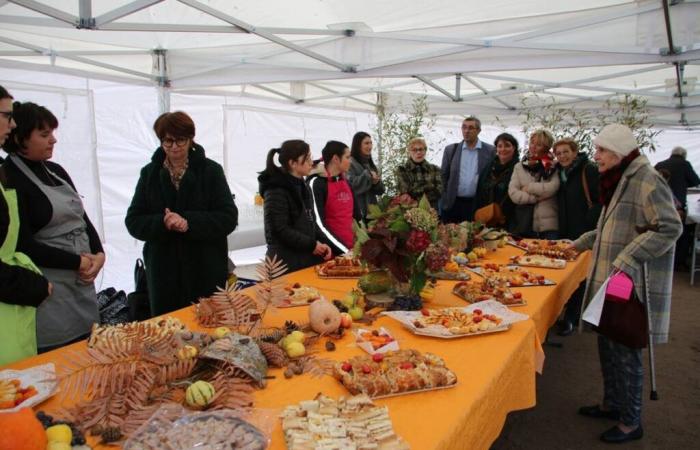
[353,194,449,310]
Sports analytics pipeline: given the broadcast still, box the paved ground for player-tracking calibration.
[491,271,700,449]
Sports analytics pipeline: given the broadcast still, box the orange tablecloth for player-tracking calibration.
[2,245,589,450]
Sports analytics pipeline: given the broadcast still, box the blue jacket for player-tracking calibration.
[440,141,495,210]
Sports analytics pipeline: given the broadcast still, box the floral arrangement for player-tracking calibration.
[353,194,449,297]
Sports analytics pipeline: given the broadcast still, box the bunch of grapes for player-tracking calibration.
[425,243,450,272]
[404,207,438,232]
[388,295,423,311]
[35,411,87,446]
[405,229,431,253]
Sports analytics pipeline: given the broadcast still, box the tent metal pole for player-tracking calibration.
[7,0,77,26]
[662,0,686,121]
[251,84,300,103]
[414,75,459,102]
[461,75,515,110]
[306,82,376,108]
[154,49,170,114]
[78,0,91,29]
[94,0,164,27]
[177,0,355,73]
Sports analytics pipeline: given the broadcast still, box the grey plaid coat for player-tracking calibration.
[574,156,682,344]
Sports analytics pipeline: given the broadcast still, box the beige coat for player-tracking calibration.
[508,162,560,232]
[574,156,682,344]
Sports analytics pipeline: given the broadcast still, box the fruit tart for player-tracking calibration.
[413,307,504,335]
[510,254,567,269]
[522,239,579,261]
[315,256,368,278]
[452,280,523,306]
[475,263,552,286]
[334,349,457,397]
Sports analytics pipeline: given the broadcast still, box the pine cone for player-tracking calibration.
[284,320,300,333]
[101,426,123,443]
[258,341,288,368]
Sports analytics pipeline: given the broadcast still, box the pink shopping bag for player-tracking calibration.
[605,271,634,303]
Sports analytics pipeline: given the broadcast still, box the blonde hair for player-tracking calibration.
[553,138,578,154]
[530,129,554,150]
[407,137,427,152]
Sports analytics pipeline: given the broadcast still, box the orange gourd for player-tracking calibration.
[0,407,47,450]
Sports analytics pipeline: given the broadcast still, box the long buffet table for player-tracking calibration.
[2,244,590,450]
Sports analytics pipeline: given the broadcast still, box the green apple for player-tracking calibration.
[348,306,364,320]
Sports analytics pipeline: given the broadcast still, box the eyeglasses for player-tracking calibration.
[411,147,427,153]
[161,137,189,148]
[0,111,13,123]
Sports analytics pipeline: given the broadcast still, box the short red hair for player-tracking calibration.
[153,111,195,140]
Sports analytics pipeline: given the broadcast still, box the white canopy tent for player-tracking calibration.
[1,0,699,291]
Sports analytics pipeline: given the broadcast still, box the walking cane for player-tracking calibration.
[642,262,659,400]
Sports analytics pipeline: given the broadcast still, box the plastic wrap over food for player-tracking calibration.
[124,404,273,450]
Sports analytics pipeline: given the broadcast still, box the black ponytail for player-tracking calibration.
[263,140,310,175]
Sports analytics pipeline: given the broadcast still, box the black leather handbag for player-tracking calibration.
[127,258,152,321]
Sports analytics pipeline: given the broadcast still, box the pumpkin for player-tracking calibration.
[0,407,47,450]
[308,299,342,334]
[185,380,215,408]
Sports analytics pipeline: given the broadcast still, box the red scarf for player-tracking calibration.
[598,149,640,206]
[522,152,556,180]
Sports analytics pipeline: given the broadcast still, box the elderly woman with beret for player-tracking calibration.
[572,124,682,443]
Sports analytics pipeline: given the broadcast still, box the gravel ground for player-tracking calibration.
[491,271,700,450]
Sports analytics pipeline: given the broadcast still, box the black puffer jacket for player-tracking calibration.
[557,153,602,240]
[258,169,324,272]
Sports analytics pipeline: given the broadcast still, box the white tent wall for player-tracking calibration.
[2,65,700,294]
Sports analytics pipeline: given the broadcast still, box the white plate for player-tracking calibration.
[0,363,57,413]
[382,301,529,338]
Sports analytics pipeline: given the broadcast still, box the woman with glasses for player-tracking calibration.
[125,111,238,316]
[395,137,442,210]
[258,139,332,272]
[2,101,102,352]
[0,87,52,363]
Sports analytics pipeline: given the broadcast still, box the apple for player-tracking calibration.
[348,306,364,320]
[339,312,353,328]
[213,326,231,339]
[341,292,356,308]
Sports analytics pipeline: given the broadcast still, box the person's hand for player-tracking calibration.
[79,252,106,283]
[313,242,333,260]
[522,185,529,194]
[46,282,53,298]
[164,208,188,232]
[79,255,91,273]
[370,171,380,184]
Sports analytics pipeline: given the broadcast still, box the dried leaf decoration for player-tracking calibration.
[195,282,260,331]
[54,318,255,437]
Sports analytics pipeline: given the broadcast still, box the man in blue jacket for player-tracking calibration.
[440,116,495,223]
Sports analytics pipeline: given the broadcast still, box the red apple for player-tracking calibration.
[339,312,353,329]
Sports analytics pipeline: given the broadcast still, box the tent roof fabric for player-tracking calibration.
[1,0,699,127]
